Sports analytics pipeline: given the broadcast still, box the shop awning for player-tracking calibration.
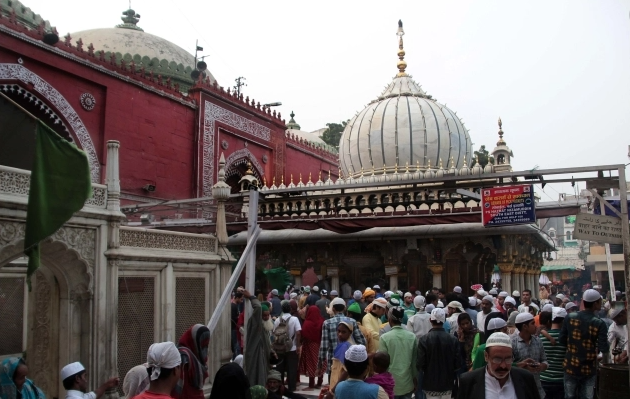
[541,258,584,272]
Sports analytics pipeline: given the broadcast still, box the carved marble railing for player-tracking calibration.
[0,165,107,209]
[119,226,218,254]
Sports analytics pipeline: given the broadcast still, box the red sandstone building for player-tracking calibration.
[0,3,337,216]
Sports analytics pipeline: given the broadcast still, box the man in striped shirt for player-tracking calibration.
[540,307,567,399]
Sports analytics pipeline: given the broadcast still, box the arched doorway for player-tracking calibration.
[0,236,93,399]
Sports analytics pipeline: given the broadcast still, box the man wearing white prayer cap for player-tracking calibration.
[334,345,388,399]
[559,288,610,398]
[458,332,540,399]
[134,342,182,399]
[511,312,548,398]
[62,362,119,399]
[453,286,462,294]
[607,307,628,364]
[539,307,567,397]
[477,295,496,333]
[418,308,460,398]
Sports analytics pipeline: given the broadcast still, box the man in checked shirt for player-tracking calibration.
[559,289,609,399]
[317,297,367,380]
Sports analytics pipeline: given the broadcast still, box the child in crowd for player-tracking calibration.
[365,352,395,399]
[330,321,355,390]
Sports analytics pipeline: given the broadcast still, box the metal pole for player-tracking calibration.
[605,244,616,301]
[243,188,259,354]
[616,166,630,384]
[207,226,260,335]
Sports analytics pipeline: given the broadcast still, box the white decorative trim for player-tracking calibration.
[0,64,100,182]
[202,101,270,198]
[224,148,265,179]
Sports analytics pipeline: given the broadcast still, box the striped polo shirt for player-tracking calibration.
[540,328,565,382]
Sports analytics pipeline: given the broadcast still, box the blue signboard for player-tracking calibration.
[482,185,536,226]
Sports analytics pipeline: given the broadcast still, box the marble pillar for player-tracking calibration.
[331,276,339,292]
[389,275,398,291]
[498,263,513,294]
[428,265,443,289]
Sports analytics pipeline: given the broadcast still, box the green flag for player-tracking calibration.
[24,121,92,288]
[263,267,293,293]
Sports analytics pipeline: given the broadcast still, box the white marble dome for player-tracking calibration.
[339,74,472,178]
[339,22,472,178]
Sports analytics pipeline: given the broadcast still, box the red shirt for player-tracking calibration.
[133,392,175,399]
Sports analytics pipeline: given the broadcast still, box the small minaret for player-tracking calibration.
[491,118,514,172]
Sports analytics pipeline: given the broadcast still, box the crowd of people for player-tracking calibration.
[0,283,626,399]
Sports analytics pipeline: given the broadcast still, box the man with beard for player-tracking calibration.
[496,291,509,318]
[402,292,417,321]
[242,289,271,387]
[316,289,331,320]
[362,297,388,351]
[262,304,274,339]
[457,332,540,399]
[265,370,307,399]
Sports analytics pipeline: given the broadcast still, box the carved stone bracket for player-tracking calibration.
[427,264,443,275]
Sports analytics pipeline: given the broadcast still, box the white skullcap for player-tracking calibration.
[312,286,319,292]
[384,290,393,299]
[615,290,622,296]
[61,362,85,380]
[593,285,602,289]
[453,286,462,293]
[321,289,328,296]
[271,289,279,296]
[330,290,338,296]
[373,285,380,290]
[489,289,498,295]
[486,332,512,348]
[430,308,446,323]
[437,300,445,308]
[542,304,553,313]
[565,301,577,310]
[498,291,509,298]
[425,304,436,313]
[477,289,487,296]
[290,292,298,299]
[609,307,624,319]
[552,307,567,321]
[469,298,478,307]
[366,287,372,291]
[345,344,368,362]
[353,290,362,300]
[482,295,494,303]
[487,318,507,330]
[583,289,601,302]
[512,290,520,297]
[556,293,566,300]
[504,296,516,306]
[415,291,421,295]
[146,342,181,381]
[414,295,426,309]
[404,292,413,298]
[330,297,346,307]
[515,312,534,324]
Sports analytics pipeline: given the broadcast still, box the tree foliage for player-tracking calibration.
[470,145,495,168]
[320,121,347,147]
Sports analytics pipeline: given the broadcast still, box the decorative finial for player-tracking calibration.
[497,117,505,145]
[299,173,303,183]
[117,9,144,31]
[405,162,409,172]
[416,160,420,171]
[427,159,432,169]
[286,111,301,130]
[272,176,276,185]
[439,158,444,169]
[396,20,408,77]
[450,156,455,168]
[245,161,253,176]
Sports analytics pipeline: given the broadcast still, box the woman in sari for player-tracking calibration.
[0,357,45,399]
[172,324,210,399]
[298,306,326,390]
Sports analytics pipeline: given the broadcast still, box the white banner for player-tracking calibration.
[574,213,623,244]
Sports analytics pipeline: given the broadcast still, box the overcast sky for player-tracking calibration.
[25,0,630,199]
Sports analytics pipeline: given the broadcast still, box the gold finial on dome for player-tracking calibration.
[245,161,254,176]
[497,117,506,145]
[396,20,408,77]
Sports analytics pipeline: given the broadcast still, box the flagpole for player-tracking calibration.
[0,91,38,121]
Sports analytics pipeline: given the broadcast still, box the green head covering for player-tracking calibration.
[348,302,361,314]
[250,385,268,399]
[261,304,269,312]
[391,294,401,301]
